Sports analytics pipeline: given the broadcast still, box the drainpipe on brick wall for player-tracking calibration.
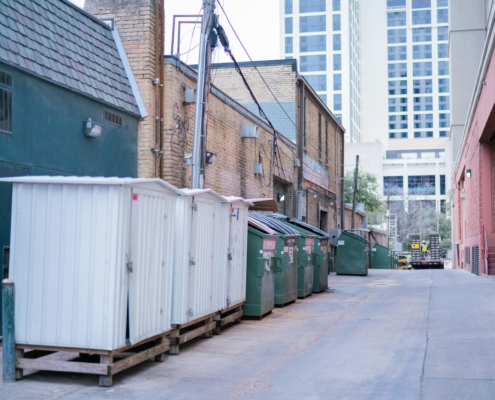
[158,0,165,179]
[297,78,305,220]
[153,0,164,178]
[340,126,345,229]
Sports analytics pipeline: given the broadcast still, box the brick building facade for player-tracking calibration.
[85,0,346,233]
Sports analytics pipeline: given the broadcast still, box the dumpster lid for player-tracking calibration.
[248,217,278,235]
[340,230,369,243]
[246,198,279,212]
[267,213,330,238]
[249,212,301,236]
[0,176,183,194]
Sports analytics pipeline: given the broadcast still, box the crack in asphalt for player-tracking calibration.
[419,270,433,400]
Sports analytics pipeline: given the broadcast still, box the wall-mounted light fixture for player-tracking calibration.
[84,118,103,138]
[483,80,487,86]
[277,193,285,202]
[466,169,472,178]
[206,151,217,164]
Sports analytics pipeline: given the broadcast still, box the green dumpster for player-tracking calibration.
[248,212,300,306]
[273,235,299,305]
[281,223,328,293]
[244,226,278,317]
[277,222,315,297]
[372,243,391,269]
[336,230,369,276]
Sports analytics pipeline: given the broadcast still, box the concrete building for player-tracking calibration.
[350,0,452,245]
[280,0,361,143]
[450,0,495,275]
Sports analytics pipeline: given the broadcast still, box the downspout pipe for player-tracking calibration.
[297,78,305,220]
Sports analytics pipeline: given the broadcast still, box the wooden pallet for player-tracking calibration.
[213,304,243,335]
[168,313,217,355]
[14,333,169,387]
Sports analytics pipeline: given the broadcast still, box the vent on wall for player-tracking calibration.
[472,246,480,276]
[104,110,122,126]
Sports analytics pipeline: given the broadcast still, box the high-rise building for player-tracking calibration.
[280,0,362,143]
[358,0,451,222]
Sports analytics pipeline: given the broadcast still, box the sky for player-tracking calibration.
[69,0,281,65]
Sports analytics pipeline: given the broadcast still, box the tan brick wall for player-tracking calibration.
[85,0,158,178]
[212,64,296,104]
[163,61,297,203]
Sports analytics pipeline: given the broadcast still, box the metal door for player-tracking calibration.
[128,187,175,344]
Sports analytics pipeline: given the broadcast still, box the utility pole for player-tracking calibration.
[419,201,423,242]
[386,191,390,248]
[351,155,359,229]
[191,0,215,189]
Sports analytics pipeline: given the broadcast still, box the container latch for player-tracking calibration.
[127,261,133,273]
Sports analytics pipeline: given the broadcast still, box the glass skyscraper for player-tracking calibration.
[281,0,362,143]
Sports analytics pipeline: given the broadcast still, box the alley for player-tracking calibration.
[2,269,495,400]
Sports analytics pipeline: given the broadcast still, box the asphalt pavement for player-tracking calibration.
[2,268,495,400]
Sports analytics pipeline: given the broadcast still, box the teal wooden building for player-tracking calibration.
[0,0,147,331]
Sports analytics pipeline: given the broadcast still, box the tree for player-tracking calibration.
[344,171,383,214]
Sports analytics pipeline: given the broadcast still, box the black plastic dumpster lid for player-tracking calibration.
[249,212,300,236]
[266,213,330,237]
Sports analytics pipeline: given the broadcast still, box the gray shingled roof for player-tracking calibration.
[0,0,140,116]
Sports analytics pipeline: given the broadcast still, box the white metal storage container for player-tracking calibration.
[172,189,225,324]
[217,197,251,311]
[2,176,181,351]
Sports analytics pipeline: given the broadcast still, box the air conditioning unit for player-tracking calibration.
[242,125,258,138]
[184,88,196,104]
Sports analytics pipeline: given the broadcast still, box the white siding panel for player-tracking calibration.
[128,187,175,344]
[10,183,129,350]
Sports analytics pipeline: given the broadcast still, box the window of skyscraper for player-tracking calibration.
[413,96,433,111]
[334,94,342,110]
[333,0,341,11]
[384,176,404,195]
[300,35,326,52]
[333,54,342,70]
[285,18,293,34]
[439,96,450,110]
[388,97,408,112]
[388,63,407,78]
[413,44,432,59]
[300,55,326,72]
[333,34,341,50]
[389,132,408,139]
[285,37,293,53]
[304,74,327,91]
[333,74,342,90]
[388,29,407,44]
[333,14,341,31]
[437,0,448,7]
[438,61,449,75]
[439,113,450,128]
[413,131,434,138]
[439,78,450,92]
[414,114,433,129]
[285,0,293,14]
[438,43,448,58]
[407,175,435,195]
[388,80,407,95]
[300,16,326,33]
[413,79,433,93]
[437,9,448,24]
[412,27,432,42]
[388,46,407,61]
[390,114,408,129]
[440,175,446,195]
[438,26,448,41]
[439,131,449,137]
[412,10,431,25]
[412,0,431,9]
[319,94,327,104]
[388,12,406,26]
[413,62,432,76]
[300,0,325,13]
[335,114,342,123]
[387,0,406,9]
